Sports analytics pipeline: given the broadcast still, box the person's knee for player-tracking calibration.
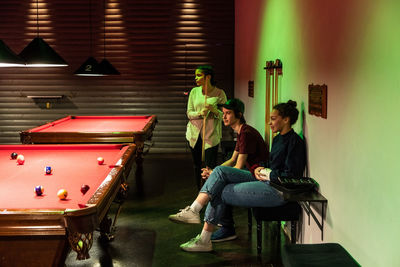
[210,166,231,183]
[213,165,230,174]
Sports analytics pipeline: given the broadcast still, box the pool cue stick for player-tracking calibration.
[271,62,275,116]
[264,61,272,146]
[274,61,278,107]
[200,81,208,186]
[267,61,275,146]
[274,59,282,106]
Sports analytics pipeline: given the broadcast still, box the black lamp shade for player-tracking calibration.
[99,58,120,75]
[74,56,104,76]
[0,40,25,67]
[19,37,68,67]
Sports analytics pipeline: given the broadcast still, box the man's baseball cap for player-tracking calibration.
[220,98,245,114]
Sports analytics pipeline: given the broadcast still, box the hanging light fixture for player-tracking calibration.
[19,0,68,67]
[98,0,120,75]
[0,40,25,67]
[74,0,104,76]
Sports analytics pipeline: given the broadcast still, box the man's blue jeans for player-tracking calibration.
[200,166,285,226]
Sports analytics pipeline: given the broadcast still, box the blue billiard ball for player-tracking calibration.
[34,185,44,196]
[45,166,52,175]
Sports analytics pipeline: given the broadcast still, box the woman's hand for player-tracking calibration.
[201,167,213,180]
[205,104,218,115]
[254,167,269,181]
[199,108,209,117]
[199,104,218,117]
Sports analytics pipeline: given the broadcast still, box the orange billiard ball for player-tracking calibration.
[97,157,104,165]
[57,189,68,200]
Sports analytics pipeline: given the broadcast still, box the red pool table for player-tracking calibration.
[0,144,136,267]
[20,115,157,181]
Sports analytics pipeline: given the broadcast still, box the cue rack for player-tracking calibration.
[264,59,283,148]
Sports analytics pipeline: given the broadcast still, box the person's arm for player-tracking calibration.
[187,88,202,119]
[204,89,226,119]
[202,149,239,179]
[233,153,247,169]
[269,137,306,182]
[221,150,239,167]
[210,90,227,119]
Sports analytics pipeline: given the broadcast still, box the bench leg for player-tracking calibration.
[291,221,297,244]
[248,208,252,233]
[257,220,262,254]
[276,221,282,262]
[277,221,281,250]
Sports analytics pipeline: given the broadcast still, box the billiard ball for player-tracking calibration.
[97,157,104,165]
[34,185,44,196]
[10,152,18,159]
[16,155,25,165]
[44,166,52,175]
[80,184,90,194]
[57,189,68,200]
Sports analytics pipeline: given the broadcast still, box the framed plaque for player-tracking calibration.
[308,84,327,119]
[248,80,254,98]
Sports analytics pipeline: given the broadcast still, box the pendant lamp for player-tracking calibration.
[0,40,25,67]
[74,56,103,76]
[74,0,104,76]
[19,0,67,67]
[98,0,120,75]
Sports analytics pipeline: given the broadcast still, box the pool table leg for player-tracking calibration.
[99,216,114,241]
[135,154,144,179]
[99,182,130,241]
[134,144,145,195]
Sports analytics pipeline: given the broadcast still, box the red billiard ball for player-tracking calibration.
[11,152,18,159]
[57,189,68,200]
[97,157,104,165]
[34,185,44,196]
[80,184,90,195]
[16,155,25,165]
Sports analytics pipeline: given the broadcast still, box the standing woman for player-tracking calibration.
[186,65,227,189]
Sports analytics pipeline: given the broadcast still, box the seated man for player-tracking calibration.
[169,100,306,252]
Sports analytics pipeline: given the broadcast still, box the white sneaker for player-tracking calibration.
[168,206,201,224]
[180,234,212,252]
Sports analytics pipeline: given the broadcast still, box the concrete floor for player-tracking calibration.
[65,153,285,267]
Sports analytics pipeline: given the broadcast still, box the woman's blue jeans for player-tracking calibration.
[200,166,285,226]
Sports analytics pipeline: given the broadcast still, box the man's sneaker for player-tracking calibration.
[168,206,201,224]
[211,226,237,242]
[180,234,212,252]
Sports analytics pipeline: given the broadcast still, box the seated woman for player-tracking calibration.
[169,100,306,252]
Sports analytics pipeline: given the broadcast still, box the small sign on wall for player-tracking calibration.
[308,84,327,119]
[248,80,254,97]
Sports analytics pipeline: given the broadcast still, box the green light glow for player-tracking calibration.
[252,0,305,134]
[236,1,400,266]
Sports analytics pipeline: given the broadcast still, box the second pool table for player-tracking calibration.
[19,115,157,181]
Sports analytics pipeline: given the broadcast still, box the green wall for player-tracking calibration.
[235,0,400,266]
